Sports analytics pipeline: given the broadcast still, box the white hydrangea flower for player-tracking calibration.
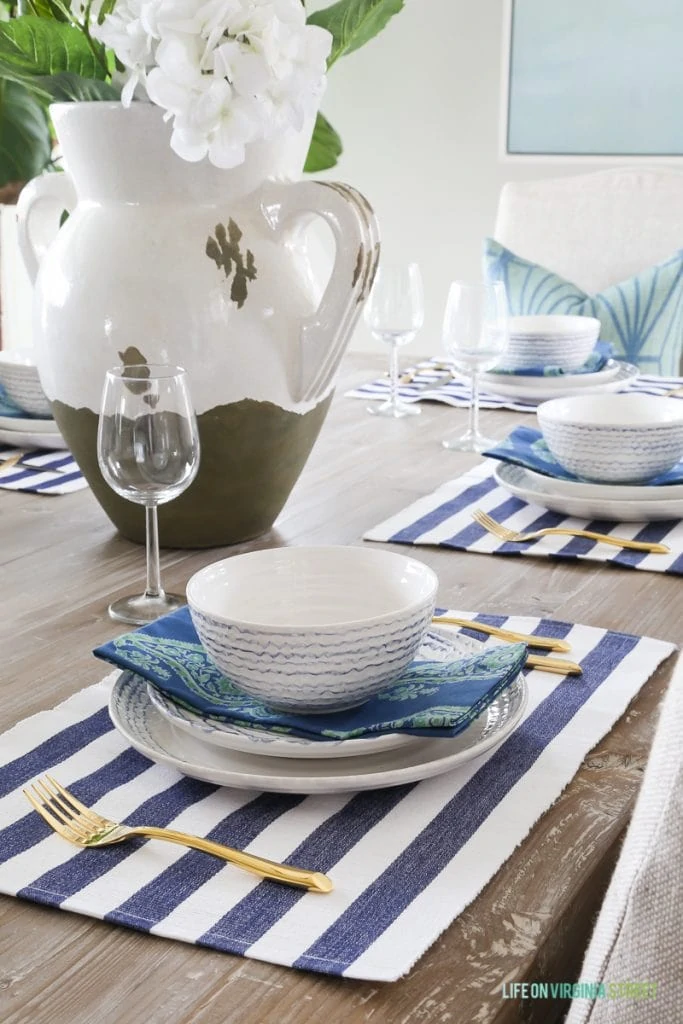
[91,0,332,168]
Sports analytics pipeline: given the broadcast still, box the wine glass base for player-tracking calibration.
[108,592,186,626]
[367,399,421,419]
[441,430,500,454]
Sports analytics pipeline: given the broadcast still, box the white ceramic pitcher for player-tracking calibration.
[17,102,379,546]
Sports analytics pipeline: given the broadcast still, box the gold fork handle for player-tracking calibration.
[540,529,669,554]
[129,826,333,893]
[526,654,582,676]
[432,615,572,653]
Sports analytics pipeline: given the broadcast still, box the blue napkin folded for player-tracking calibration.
[94,607,527,741]
[485,425,683,485]
[489,342,613,377]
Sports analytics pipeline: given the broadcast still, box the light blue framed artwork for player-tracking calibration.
[503,0,683,157]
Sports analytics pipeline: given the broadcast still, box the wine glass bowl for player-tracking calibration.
[441,281,509,452]
[98,364,200,624]
[363,263,424,418]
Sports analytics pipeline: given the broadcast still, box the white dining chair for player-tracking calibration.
[494,166,683,296]
[565,651,683,1024]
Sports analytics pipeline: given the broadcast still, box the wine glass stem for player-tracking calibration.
[144,504,164,600]
[389,339,400,410]
[469,370,481,438]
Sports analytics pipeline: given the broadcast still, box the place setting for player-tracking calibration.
[0,539,675,980]
[0,349,87,494]
[346,307,658,416]
[365,388,683,574]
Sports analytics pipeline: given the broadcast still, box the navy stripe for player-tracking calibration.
[197,785,414,955]
[389,475,499,543]
[0,707,113,798]
[103,792,305,932]
[16,770,216,909]
[30,469,83,492]
[4,748,152,868]
[294,629,638,974]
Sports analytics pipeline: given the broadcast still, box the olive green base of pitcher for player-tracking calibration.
[52,395,332,549]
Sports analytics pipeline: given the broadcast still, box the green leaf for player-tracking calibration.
[32,71,120,101]
[0,15,108,91]
[18,0,71,22]
[307,0,404,68]
[304,111,342,172]
[0,78,50,186]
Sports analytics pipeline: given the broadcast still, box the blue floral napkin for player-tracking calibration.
[93,607,527,741]
[489,341,613,377]
[485,425,683,485]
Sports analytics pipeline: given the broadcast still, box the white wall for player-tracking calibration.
[310,0,645,355]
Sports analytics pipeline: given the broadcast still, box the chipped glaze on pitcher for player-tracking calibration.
[17,102,379,547]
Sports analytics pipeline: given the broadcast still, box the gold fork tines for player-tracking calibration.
[472,509,670,555]
[24,776,333,893]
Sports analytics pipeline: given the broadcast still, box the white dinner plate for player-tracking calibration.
[521,466,683,503]
[145,629,482,759]
[109,669,528,795]
[0,425,67,450]
[495,462,683,522]
[480,361,638,402]
[0,413,56,432]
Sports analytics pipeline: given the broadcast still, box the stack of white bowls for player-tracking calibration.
[496,315,601,373]
[0,348,66,449]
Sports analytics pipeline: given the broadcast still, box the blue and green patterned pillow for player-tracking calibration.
[484,238,683,375]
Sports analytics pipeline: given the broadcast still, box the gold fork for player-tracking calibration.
[24,775,333,893]
[472,509,670,554]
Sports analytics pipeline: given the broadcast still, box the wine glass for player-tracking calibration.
[97,364,200,625]
[441,281,509,452]
[363,263,424,418]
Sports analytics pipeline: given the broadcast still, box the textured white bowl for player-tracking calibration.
[0,348,51,417]
[496,315,600,373]
[186,546,439,713]
[537,394,683,483]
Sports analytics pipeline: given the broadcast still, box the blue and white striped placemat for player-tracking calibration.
[0,446,87,495]
[0,615,674,981]
[365,462,683,576]
[346,361,683,413]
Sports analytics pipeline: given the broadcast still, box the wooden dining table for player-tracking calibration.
[0,352,679,1024]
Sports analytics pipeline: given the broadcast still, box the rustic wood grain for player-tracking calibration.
[0,353,679,1024]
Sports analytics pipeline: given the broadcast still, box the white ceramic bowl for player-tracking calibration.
[0,349,51,417]
[496,315,600,373]
[186,546,439,714]
[537,394,683,483]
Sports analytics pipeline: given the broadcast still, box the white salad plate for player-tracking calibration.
[481,361,638,402]
[145,630,481,760]
[109,642,528,794]
[521,466,683,503]
[0,424,67,450]
[495,463,683,522]
[0,412,57,433]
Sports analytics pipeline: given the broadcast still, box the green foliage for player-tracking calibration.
[33,71,120,101]
[304,111,342,172]
[304,0,404,171]
[307,0,404,69]
[0,15,109,97]
[0,78,49,184]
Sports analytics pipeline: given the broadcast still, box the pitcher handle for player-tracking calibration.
[260,179,380,404]
[16,172,77,285]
